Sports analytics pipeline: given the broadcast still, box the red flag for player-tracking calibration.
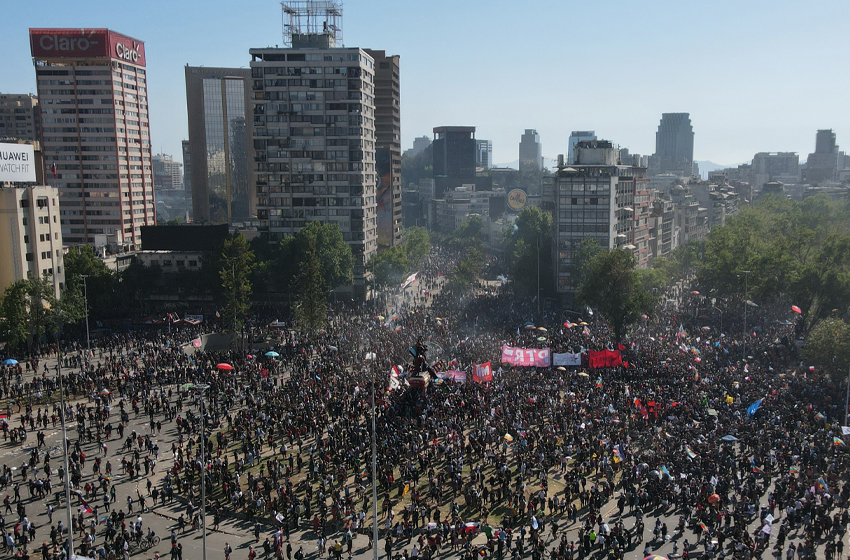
[51,162,57,178]
[473,362,492,383]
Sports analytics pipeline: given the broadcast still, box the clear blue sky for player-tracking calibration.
[3,0,848,167]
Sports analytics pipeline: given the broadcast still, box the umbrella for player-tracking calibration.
[524,325,537,330]
[644,556,669,560]
[691,291,700,295]
[791,305,802,314]
[537,337,546,342]
[641,314,649,319]
[2,359,18,365]
[327,345,338,352]
[579,321,588,326]
[181,383,195,390]
[100,389,110,395]
[720,435,738,442]
[701,326,711,331]
[537,327,547,332]
[503,434,514,442]
[556,366,566,371]
[265,351,280,358]
[216,363,234,371]
[577,372,590,377]
[708,493,720,504]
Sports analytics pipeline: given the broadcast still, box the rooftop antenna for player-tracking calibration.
[281,1,343,47]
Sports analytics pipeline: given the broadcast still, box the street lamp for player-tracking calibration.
[193,382,211,560]
[364,352,378,560]
[53,316,75,560]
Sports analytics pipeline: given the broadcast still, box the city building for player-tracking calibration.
[550,140,648,302]
[649,113,694,177]
[567,131,595,165]
[805,129,840,183]
[433,185,500,233]
[249,1,387,297]
[519,129,542,172]
[29,28,156,248]
[0,140,65,298]
[184,66,254,225]
[476,139,492,169]
[433,126,476,199]
[181,140,191,194]
[0,94,40,142]
[152,153,183,191]
[408,135,430,157]
[364,49,402,248]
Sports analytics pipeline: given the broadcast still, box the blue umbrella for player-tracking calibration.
[3,359,17,365]
[720,435,738,442]
[265,351,280,358]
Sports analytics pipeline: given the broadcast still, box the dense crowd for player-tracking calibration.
[0,245,846,560]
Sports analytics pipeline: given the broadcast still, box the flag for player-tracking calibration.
[595,377,602,388]
[613,445,625,463]
[747,399,762,418]
[685,445,697,460]
[816,478,829,493]
[750,459,761,473]
[789,465,800,474]
[394,326,402,333]
[402,484,409,497]
[215,310,221,318]
[583,326,591,336]
[51,162,57,178]
[473,362,492,383]
[834,437,845,446]
[660,466,671,478]
[842,426,850,436]
[698,522,708,532]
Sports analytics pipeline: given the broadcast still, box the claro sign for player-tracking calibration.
[29,28,146,67]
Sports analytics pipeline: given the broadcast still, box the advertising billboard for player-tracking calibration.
[29,28,146,66]
[0,144,37,183]
[507,188,527,212]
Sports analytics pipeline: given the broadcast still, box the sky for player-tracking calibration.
[3,0,848,168]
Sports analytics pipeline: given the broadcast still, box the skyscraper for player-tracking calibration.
[475,139,492,168]
[181,140,191,194]
[364,49,402,248]
[567,131,596,165]
[432,126,476,198]
[250,1,388,298]
[518,129,542,172]
[29,28,156,247]
[0,94,40,142]
[152,153,182,191]
[185,66,253,224]
[650,113,694,177]
[805,129,839,183]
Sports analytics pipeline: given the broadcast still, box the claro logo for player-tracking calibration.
[115,42,142,62]
[39,34,99,52]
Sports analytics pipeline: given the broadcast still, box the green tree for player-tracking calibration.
[504,206,553,296]
[802,318,850,379]
[453,215,484,244]
[63,245,117,319]
[294,239,327,332]
[571,237,602,291]
[277,221,353,291]
[368,244,410,289]
[219,234,255,332]
[448,245,485,294]
[403,227,431,266]
[0,281,29,350]
[577,249,651,341]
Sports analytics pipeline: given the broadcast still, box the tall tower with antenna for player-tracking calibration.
[282,1,343,48]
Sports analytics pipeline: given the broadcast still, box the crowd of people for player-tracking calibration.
[0,245,846,560]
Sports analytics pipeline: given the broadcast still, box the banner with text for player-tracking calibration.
[588,349,622,369]
[501,346,551,367]
[553,352,582,366]
[436,370,467,382]
[473,362,492,383]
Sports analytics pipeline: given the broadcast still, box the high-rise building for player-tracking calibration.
[410,135,430,157]
[475,139,492,168]
[805,129,839,183]
[185,66,253,224]
[29,28,156,247]
[752,152,799,186]
[567,131,596,165]
[250,1,388,297]
[649,113,694,177]
[181,140,191,194]
[0,94,40,142]
[519,129,542,172]
[550,140,648,301]
[152,153,183,191]
[433,126,476,199]
[364,49,401,248]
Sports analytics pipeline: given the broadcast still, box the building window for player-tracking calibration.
[25,253,33,261]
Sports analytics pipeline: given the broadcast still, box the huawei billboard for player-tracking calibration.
[29,28,146,66]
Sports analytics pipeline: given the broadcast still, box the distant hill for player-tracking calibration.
[493,157,559,170]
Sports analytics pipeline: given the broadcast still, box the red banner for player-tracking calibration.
[473,362,492,383]
[588,349,622,369]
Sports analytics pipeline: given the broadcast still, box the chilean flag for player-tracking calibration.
[51,162,57,179]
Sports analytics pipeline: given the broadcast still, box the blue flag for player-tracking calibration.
[747,399,763,418]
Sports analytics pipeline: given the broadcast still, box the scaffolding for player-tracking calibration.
[281,1,343,47]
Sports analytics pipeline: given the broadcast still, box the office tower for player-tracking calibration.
[152,153,182,191]
[364,49,401,248]
[29,28,156,247]
[250,1,387,298]
[410,135,430,156]
[181,140,191,194]
[650,113,694,177]
[185,66,253,224]
[551,140,648,301]
[432,126,476,199]
[0,141,65,298]
[567,131,596,165]
[805,129,839,183]
[0,94,40,142]
[475,139,492,169]
[752,152,799,186]
[519,129,542,172]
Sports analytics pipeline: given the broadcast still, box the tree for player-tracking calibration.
[577,249,651,341]
[368,245,410,289]
[219,234,255,332]
[571,237,602,291]
[802,318,850,379]
[277,221,353,291]
[453,215,484,243]
[504,206,553,296]
[403,227,431,266]
[0,281,29,350]
[64,245,117,319]
[294,239,327,332]
[448,245,485,294]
